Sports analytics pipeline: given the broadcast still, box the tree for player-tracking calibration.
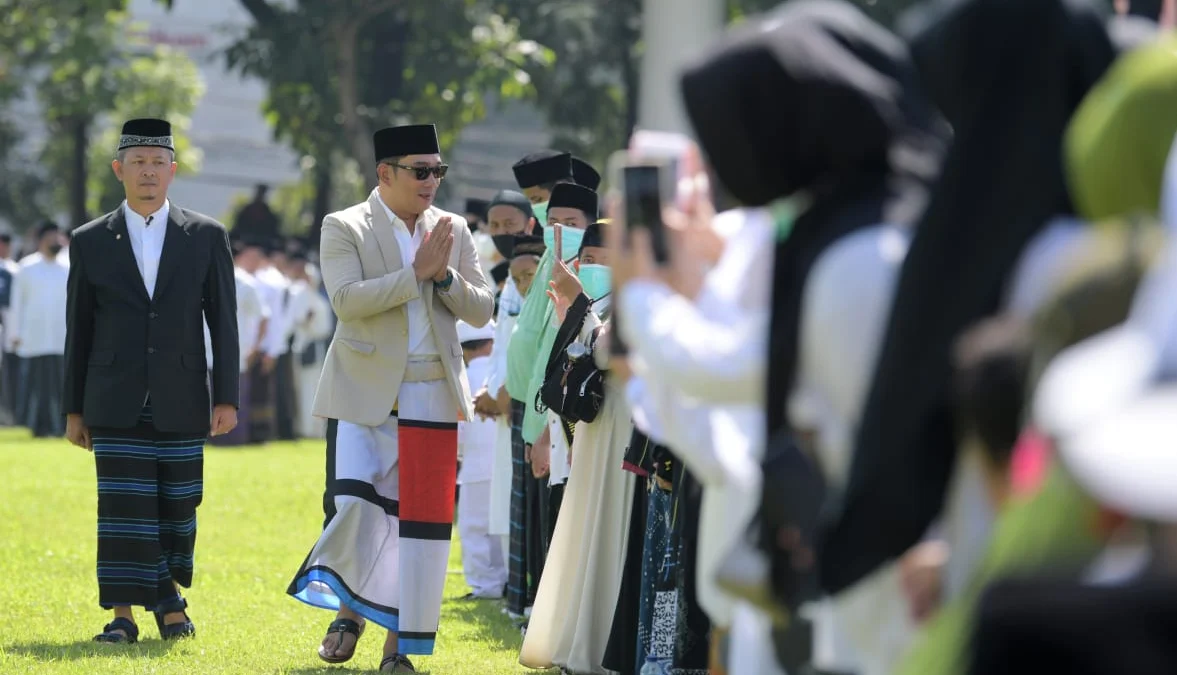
[494,0,930,175]
[491,0,641,174]
[85,48,205,216]
[214,0,551,238]
[0,2,203,229]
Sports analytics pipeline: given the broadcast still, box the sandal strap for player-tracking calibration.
[97,617,139,642]
[380,653,415,672]
[327,618,364,637]
[154,596,188,616]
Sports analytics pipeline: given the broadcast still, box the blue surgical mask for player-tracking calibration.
[577,263,612,300]
[543,225,586,261]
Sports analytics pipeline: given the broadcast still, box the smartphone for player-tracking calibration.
[553,223,565,262]
[623,164,671,265]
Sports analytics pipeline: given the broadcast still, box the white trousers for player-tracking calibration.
[458,480,507,597]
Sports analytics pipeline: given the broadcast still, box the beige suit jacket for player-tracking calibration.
[312,189,495,427]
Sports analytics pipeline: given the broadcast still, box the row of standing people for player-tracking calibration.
[0,217,333,444]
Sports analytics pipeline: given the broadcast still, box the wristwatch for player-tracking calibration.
[435,269,454,292]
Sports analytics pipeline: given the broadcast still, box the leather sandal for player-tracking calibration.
[318,617,365,664]
[93,617,139,644]
[153,596,196,640]
[379,653,416,673]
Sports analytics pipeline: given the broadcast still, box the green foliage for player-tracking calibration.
[493,0,640,172]
[223,0,551,205]
[0,2,203,228]
[86,45,206,215]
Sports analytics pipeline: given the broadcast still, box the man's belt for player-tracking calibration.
[404,355,446,383]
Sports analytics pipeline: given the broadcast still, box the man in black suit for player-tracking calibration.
[63,118,239,645]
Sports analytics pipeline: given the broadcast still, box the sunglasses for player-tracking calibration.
[393,163,449,181]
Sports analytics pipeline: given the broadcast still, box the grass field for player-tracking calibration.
[0,428,550,675]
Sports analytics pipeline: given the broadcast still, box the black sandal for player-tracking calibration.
[318,618,365,664]
[93,617,139,644]
[153,596,195,640]
[379,653,416,673]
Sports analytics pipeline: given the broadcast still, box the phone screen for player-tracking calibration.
[623,165,670,264]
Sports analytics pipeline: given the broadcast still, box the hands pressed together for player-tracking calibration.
[412,216,455,283]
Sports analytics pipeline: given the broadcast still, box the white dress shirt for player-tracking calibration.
[123,201,169,298]
[378,199,440,357]
[458,355,497,484]
[288,277,334,356]
[255,265,291,358]
[204,267,269,372]
[485,276,521,396]
[8,256,69,357]
[618,209,775,633]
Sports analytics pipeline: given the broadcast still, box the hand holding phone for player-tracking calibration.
[623,164,671,265]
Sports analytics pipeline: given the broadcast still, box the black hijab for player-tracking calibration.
[817,0,1116,594]
[682,0,946,612]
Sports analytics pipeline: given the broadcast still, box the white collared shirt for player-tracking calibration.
[203,267,270,372]
[377,198,439,357]
[123,200,169,298]
[8,256,69,357]
[458,355,497,484]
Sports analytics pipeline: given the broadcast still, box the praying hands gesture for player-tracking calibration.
[412,216,454,282]
[547,257,583,324]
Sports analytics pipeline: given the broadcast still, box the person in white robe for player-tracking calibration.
[788,224,918,675]
[204,258,269,445]
[520,225,638,674]
[472,190,542,620]
[8,222,69,437]
[618,207,783,675]
[286,259,333,439]
[456,319,508,599]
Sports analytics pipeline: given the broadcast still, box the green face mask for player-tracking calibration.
[531,201,548,229]
[576,263,612,300]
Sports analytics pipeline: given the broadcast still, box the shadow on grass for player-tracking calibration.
[3,638,176,662]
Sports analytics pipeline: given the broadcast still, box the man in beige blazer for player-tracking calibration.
[287,123,494,674]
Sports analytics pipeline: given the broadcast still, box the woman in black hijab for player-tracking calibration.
[676,0,946,669]
[817,0,1117,596]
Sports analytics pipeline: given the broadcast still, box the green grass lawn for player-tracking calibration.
[0,428,549,675]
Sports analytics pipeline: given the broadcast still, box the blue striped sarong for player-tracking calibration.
[91,401,205,610]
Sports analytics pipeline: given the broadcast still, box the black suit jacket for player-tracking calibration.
[64,205,239,434]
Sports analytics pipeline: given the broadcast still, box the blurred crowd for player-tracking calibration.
[442,0,1177,674]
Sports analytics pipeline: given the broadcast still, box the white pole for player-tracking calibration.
[637,0,726,134]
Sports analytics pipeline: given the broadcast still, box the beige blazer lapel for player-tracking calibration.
[366,189,403,275]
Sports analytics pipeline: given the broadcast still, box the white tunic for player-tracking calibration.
[458,355,497,484]
[204,267,269,372]
[8,257,68,358]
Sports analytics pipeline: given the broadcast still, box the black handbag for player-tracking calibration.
[535,294,607,424]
